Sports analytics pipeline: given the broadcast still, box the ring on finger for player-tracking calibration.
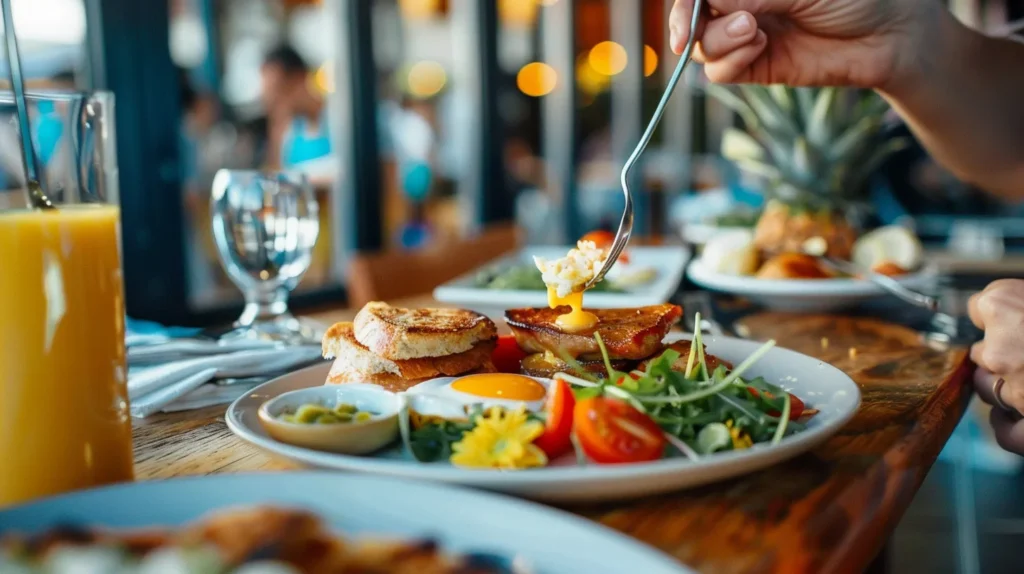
[993,377,1015,413]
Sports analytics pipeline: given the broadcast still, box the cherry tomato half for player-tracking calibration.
[491,335,528,374]
[746,386,806,420]
[573,397,665,464]
[580,230,630,264]
[533,379,576,459]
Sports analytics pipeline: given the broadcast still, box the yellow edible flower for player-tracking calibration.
[450,406,548,469]
[725,420,753,450]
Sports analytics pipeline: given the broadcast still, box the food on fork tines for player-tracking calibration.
[533,239,607,331]
[322,303,497,392]
[0,506,509,573]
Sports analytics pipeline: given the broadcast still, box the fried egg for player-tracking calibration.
[404,373,550,421]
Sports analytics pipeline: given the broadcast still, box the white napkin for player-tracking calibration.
[128,346,323,418]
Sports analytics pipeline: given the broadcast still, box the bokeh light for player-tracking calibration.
[407,61,447,99]
[398,0,442,20]
[311,63,333,95]
[643,45,658,77]
[588,41,627,76]
[517,62,558,97]
[499,0,538,26]
[576,54,610,95]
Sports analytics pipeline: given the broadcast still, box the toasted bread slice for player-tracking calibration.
[520,352,636,379]
[638,340,732,374]
[323,322,495,380]
[505,304,682,360]
[353,302,497,360]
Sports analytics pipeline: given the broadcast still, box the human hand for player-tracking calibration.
[668,0,935,88]
[969,280,1024,454]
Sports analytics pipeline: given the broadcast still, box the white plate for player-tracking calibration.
[687,258,939,312]
[0,472,689,574]
[227,334,861,503]
[432,245,690,316]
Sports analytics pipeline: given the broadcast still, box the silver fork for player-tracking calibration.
[587,0,704,289]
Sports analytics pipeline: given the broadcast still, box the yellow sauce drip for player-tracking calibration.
[547,288,598,332]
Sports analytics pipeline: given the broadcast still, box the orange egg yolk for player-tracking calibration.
[450,374,547,401]
[547,287,598,332]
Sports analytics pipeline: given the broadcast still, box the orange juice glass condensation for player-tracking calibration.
[0,205,134,507]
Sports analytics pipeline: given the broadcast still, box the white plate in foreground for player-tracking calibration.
[432,245,690,316]
[687,258,938,312]
[227,334,861,503]
[0,472,689,574]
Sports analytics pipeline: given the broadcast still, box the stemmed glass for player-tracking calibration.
[210,169,323,343]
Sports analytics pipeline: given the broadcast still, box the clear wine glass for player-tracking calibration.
[210,169,323,343]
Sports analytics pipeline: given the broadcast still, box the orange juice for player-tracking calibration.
[0,205,134,507]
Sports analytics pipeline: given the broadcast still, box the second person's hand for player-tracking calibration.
[668,0,933,88]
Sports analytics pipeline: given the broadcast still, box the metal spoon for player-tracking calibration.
[587,0,703,289]
[0,0,53,210]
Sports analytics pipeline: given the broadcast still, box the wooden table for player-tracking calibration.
[133,299,973,574]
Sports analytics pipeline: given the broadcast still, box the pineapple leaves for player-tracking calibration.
[711,82,898,203]
[828,116,880,163]
[704,84,759,129]
[721,128,766,162]
[739,85,799,138]
[806,87,837,148]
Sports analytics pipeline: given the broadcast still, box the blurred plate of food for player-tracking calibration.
[0,472,689,573]
[226,300,859,503]
[687,223,938,312]
[433,231,690,316]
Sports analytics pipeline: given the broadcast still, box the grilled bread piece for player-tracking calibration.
[505,304,682,360]
[323,322,495,381]
[353,302,497,360]
[520,352,636,379]
[638,340,732,374]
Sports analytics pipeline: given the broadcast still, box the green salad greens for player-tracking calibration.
[710,210,761,228]
[557,313,804,458]
[473,264,622,292]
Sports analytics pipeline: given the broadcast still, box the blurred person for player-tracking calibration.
[668,0,1024,452]
[259,45,330,170]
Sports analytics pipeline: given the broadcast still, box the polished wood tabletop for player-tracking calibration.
[132,298,973,574]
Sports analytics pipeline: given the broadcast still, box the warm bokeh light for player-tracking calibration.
[644,45,658,77]
[499,0,538,26]
[589,41,628,76]
[311,63,333,95]
[536,0,559,5]
[407,61,447,99]
[398,0,442,20]
[517,62,557,97]
[576,54,610,95]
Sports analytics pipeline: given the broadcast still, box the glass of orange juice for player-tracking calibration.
[0,91,133,507]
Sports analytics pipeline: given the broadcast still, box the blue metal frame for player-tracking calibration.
[457,0,509,227]
[85,0,190,324]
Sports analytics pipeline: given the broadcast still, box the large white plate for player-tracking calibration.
[432,245,690,316]
[687,258,939,312]
[0,472,688,574]
[226,334,861,503]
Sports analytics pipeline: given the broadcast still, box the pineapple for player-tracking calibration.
[707,85,908,260]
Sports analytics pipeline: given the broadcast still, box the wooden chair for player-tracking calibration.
[346,223,520,308]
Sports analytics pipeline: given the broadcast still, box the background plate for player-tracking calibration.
[432,245,690,316]
[687,258,938,312]
[0,472,689,574]
[227,334,861,503]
